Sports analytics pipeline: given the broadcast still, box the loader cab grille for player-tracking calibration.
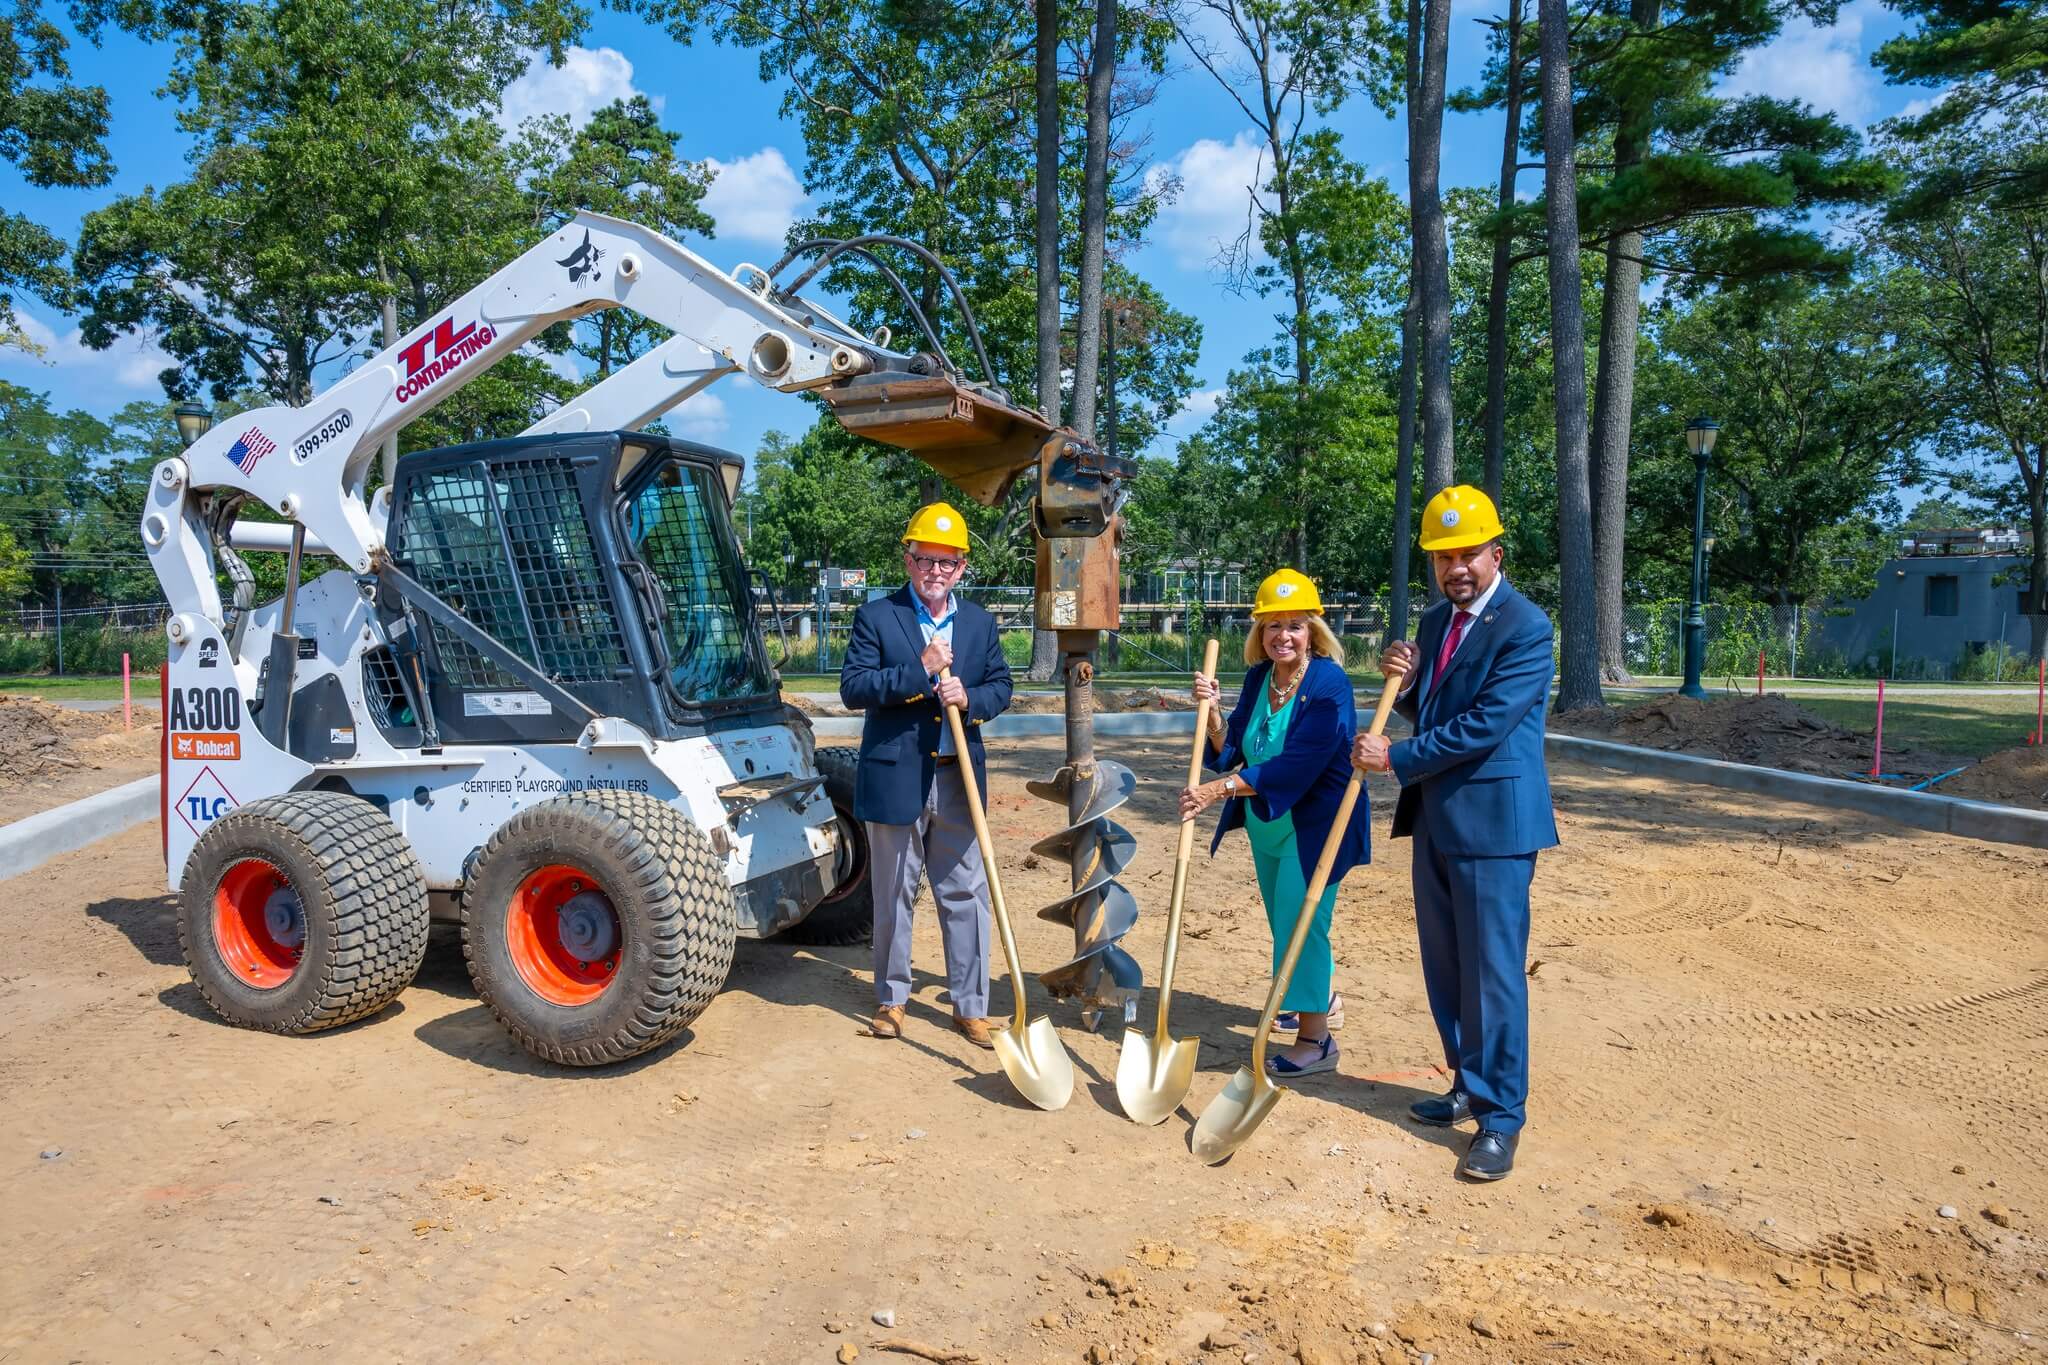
[621,455,776,708]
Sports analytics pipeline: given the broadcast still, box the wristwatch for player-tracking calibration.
[1222,773,1239,797]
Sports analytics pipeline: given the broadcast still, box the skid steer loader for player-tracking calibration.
[149,212,1122,1066]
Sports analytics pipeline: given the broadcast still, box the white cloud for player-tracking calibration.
[5,312,176,391]
[1144,131,1269,272]
[498,47,662,134]
[701,148,808,247]
[667,390,729,441]
[1895,89,1951,122]
[1722,0,1884,125]
[1166,386,1225,438]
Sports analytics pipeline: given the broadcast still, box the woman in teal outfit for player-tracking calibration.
[1179,568,1371,1077]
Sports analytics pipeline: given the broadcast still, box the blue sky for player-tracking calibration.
[3,1,1928,467]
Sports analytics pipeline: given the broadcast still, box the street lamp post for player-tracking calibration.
[173,402,215,449]
[1681,417,1720,700]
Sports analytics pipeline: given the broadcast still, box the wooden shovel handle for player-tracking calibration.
[939,669,1030,1035]
[1248,670,1405,1081]
[1155,638,1222,1041]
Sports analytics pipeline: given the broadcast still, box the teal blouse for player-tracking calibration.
[1241,683,1299,857]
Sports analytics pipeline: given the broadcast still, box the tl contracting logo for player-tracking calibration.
[396,315,496,404]
[223,427,276,476]
[176,765,239,837]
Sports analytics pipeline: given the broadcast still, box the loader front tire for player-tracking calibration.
[462,790,737,1067]
[777,745,873,947]
[179,791,429,1034]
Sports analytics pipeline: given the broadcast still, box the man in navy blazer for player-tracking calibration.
[839,503,1012,1049]
[1353,485,1558,1181]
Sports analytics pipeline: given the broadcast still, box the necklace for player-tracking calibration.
[1267,660,1304,709]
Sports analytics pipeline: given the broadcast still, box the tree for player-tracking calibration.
[1871,102,2048,661]
[1873,0,2047,213]
[1568,0,1895,681]
[1,0,114,340]
[1409,0,1455,506]
[1538,0,1600,711]
[1631,286,1940,651]
[1172,0,1397,571]
[0,522,28,601]
[73,0,580,431]
[518,97,716,379]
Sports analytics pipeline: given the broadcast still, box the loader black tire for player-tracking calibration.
[777,745,873,947]
[461,789,737,1067]
[179,791,429,1034]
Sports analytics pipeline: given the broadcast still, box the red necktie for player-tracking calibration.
[1432,611,1471,692]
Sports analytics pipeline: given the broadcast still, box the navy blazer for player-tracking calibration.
[1203,654,1371,883]
[838,587,1013,825]
[1389,580,1560,857]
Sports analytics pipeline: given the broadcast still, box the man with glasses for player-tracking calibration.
[839,502,1013,1048]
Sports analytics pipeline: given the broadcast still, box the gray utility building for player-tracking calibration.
[1813,529,2033,674]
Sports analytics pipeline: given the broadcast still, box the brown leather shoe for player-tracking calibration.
[870,1005,905,1039]
[954,1014,995,1049]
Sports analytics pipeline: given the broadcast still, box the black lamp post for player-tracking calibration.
[173,401,215,449]
[1680,416,1720,700]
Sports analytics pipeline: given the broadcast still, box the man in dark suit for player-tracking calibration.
[839,502,1013,1049]
[1353,485,1559,1180]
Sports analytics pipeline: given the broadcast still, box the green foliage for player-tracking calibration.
[1874,0,2048,212]
[0,0,115,330]
[1630,284,1942,608]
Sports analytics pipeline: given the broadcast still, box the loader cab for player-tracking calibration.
[376,431,775,748]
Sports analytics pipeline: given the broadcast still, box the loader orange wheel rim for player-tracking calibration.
[214,859,306,989]
[508,864,622,1007]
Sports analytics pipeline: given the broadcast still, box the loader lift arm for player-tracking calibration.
[146,211,1073,635]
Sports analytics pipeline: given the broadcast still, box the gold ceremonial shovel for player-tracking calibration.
[941,670,1075,1111]
[1116,638,1221,1125]
[1191,670,1404,1164]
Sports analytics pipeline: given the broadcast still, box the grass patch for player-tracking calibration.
[1790,693,2042,760]
[0,674,135,701]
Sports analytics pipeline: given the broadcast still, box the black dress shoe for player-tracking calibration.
[1460,1129,1518,1181]
[1407,1089,1474,1127]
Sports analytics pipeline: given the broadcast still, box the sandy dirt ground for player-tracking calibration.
[3,734,2044,1364]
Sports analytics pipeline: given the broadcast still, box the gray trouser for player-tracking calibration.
[867,762,991,1017]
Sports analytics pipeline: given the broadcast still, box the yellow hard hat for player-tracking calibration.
[902,501,970,553]
[1251,568,1323,617]
[1418,485,1505,552]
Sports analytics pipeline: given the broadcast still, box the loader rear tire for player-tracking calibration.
[777,745,873,948]
[462,789,737,1067]
[179,791,429,1034]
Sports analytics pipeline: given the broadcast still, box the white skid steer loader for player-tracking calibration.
[150,212,1084,1066]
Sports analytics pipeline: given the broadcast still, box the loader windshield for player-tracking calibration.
[624,458,775,705]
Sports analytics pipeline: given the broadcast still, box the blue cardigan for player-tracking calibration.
[1203,653,1371,883]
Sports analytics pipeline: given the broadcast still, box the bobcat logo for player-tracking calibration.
[558,228,604,284]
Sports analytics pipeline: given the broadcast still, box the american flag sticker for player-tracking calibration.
[224,427,276,476]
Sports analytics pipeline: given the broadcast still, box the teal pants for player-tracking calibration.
[1250,842,1339,1015]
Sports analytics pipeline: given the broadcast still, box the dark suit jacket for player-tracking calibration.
[1390,579,1560,857]
[1203,654,1371,883]
[838,587,1013,824]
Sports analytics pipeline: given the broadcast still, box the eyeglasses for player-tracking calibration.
[909,553,965,574]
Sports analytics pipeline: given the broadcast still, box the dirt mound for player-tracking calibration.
[780,691,852,717]
[0,695,160,811]
[1936,742,2048,811]
[1551,693,1966,782]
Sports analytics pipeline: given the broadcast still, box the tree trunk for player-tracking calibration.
[378,253,399,487]
[1390,294,1418,642]
[1029,0,1062,682]
[1034,0,1060,425]
[1412,0,1456,502]
[1066,0,1116,438]
[1590,0,1661,686]
[1539,0,1601,713]
[2029,458,2047,664]
[1481,0,1525,506]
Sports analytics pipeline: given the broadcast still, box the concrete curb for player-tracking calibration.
[808,712,2048,851]
[0,776,158,880]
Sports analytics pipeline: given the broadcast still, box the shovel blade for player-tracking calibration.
[992,1016,1075,1112]
[1115,1032,1199,1126]
[1191,1066,1284,1164]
